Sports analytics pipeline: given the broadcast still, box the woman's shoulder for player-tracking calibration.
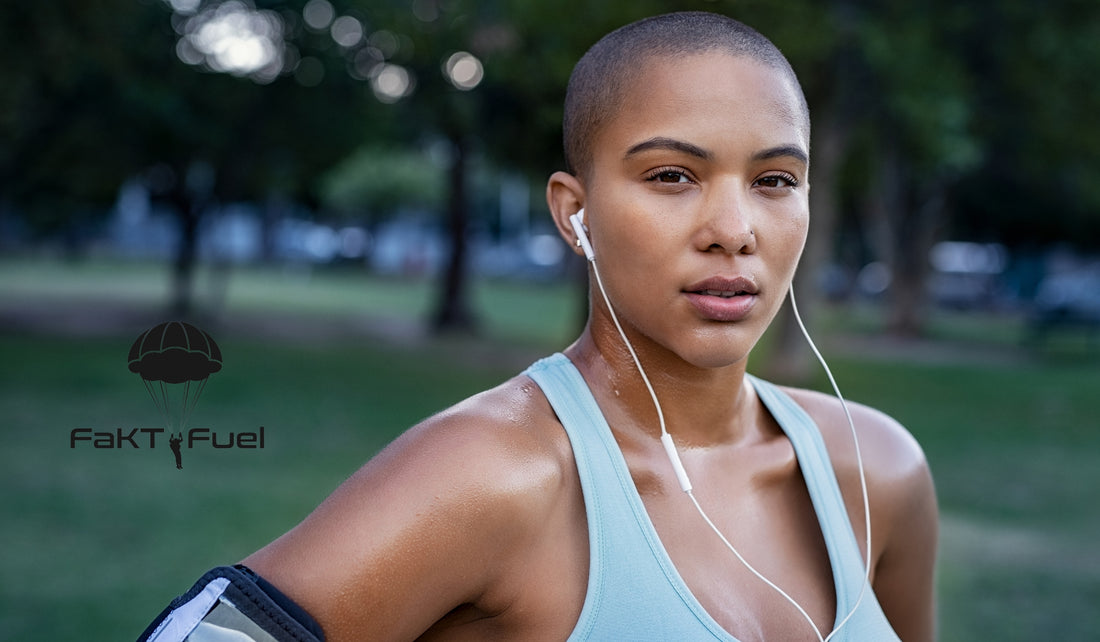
[403,372,577,501]
[776,384,937,576]
[333,370,578,541]
[777,384,928,482]
[241,372,581,639]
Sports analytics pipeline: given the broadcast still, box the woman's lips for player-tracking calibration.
[683,276,759,322]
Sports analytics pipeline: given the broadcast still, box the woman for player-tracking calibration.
[143,11,937,642]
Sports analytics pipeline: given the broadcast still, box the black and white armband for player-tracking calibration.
[138,565,324,642]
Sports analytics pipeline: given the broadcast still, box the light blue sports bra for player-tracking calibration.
[524,353,901,641]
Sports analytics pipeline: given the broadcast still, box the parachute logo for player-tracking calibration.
[128,321,223,436]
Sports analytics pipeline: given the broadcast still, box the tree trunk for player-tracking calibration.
[169,188,200,319]
[888,181,945,337]
[260,191,290,263]
[431,134,477,333]
[168,161,215,319]
[867,141,945,338]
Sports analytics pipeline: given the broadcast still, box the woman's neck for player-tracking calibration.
[564,325,763,448]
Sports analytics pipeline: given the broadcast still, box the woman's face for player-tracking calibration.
[580,52,810,369]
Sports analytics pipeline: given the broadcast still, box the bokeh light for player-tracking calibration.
[349,47,384,81]
[171,0,285,84]
[302,0,334,31]
[370,64,414,103]
[165,0,201,16]
[330,15,364,48]
[369,30,400,59]
[443,51,483,90]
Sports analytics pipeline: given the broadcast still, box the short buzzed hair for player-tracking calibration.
[563,11,809,177]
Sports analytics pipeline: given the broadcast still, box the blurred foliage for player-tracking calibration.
[1,0,1099,327]
[3,0,1098,239]
[320,145,445,217]
[0,0,369,233]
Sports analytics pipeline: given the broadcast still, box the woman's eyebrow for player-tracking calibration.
[752,144,808,165]
[625,138,808,167]
[624,137,712,160]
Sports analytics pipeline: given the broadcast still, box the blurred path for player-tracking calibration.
[0,296,552,374]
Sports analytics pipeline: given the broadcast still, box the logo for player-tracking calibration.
[131,321,221,469]
[70,321,264,469]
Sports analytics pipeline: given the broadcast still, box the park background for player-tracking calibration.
[2,0,1099,640]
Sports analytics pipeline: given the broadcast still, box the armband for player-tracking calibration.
[138,565,324,642]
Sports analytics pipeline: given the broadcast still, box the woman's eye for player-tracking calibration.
[647,169,690,184]
[756,174,798,189]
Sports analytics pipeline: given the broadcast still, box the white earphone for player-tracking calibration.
[569,211,596,262]
[568,207,871,642]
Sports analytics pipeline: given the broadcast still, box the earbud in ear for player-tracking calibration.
[569,209,596,262]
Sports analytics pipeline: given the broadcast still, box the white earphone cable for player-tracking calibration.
[590,257,669,439]
[788,283,872,641]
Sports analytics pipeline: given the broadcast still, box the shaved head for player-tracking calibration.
[563,11,809,177]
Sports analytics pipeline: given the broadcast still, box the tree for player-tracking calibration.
[7,0,1098,342]
[947,0,1100,250]
[0,0,373,314]
[320,145,446,218]
[0,1,161,245]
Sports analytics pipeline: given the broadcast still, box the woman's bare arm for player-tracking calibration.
[242,380,576,641]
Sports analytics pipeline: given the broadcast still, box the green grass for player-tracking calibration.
[1,332,517,640]
[1,257,1098,641]
[831,357,1100,641]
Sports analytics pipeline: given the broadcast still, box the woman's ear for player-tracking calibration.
[546,171,586,258]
